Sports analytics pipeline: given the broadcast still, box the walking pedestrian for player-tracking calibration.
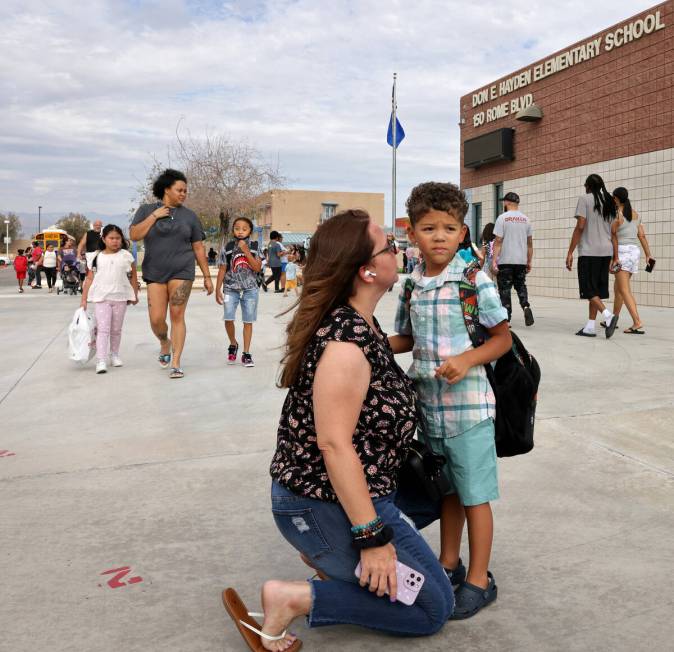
[215,216,262,368]
[387,233,399,291]
[605,187,654,336]
[81,225,139,374]
[565,174,616,337]
[264,231,284,292]
[457,225,484,266]
[480,223,496,279]
[278,234,289,291]
[282,253,300,297]
[406,243,419,273]
[222,209,454,650]
[40,244,58,292]
[129,168,213,379]
[29,241,42,289]
[492,192,535,326]
[13,249,28,293]
[77,220,103,259]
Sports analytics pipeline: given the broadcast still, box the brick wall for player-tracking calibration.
[460,1,673,188]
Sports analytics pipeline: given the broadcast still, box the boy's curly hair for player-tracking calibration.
[406,182,468,226]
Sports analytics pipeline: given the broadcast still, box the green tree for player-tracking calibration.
[0,212,23,241]
[56,213,90,243]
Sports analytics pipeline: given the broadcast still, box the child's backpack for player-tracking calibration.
[222,239,259,269]
[458,264,541,457]
[222,239,263,286]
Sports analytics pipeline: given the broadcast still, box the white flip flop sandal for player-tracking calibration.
[240,612,294,643]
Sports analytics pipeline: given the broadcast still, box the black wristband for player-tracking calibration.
[351,525,394,550]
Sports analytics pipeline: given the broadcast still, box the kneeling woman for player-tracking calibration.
[223,210,454,651]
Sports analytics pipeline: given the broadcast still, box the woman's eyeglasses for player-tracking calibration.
[371,241,399,259]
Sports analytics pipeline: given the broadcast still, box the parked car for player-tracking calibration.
[0,255,11,266]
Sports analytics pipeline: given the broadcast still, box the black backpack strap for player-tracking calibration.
[458,263,496,389]
[223,239,235,272]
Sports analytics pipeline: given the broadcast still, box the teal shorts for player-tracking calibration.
[427,418,499,506]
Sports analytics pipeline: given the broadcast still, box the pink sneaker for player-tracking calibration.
[227,343,238,365]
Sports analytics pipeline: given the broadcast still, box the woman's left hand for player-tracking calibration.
[203,277,214,295]
[128,295,139,305]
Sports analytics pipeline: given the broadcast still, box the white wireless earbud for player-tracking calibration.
[364,270,377,277]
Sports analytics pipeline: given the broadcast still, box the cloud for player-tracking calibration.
[0,0,657,220]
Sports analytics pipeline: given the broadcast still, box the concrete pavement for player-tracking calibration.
[1,267,673,652]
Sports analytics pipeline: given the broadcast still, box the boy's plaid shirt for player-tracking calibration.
[394,255,508,439]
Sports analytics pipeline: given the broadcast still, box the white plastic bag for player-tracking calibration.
[55,278,64,291]
[68,307,97,364]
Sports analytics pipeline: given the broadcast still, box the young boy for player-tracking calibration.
[13,249,28,293]
[390,182,511,619]
[215,217,262,368]
[283,253,300,297]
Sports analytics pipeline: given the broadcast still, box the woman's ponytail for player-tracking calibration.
[612,187,632,221]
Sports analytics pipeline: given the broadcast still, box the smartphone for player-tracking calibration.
[611,262,621,274]
[645,258,656,273]
[354,561,425,606]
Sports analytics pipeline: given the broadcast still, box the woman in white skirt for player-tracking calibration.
[606,187,654,336]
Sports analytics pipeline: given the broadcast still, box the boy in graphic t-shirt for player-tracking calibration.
[215,217,262,368]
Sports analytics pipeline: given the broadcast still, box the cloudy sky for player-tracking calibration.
[0,0,655,226]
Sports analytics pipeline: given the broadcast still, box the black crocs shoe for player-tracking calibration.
[524,306,534,326]
[449,571,498,620]
[444,558,467,587]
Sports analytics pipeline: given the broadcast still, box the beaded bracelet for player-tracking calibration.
[351,525,394,550]
[350,516,382,535]
[352,522,384,542]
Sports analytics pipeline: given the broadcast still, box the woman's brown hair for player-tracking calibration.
[278,209,374,388]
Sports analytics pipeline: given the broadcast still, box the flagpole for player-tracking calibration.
[392,72,397,231]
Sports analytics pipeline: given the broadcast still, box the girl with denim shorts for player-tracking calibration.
[215,217,262,367]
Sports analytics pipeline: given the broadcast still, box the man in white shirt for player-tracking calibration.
[492,192,534,326]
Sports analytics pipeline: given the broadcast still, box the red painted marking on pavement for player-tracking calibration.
[100,566,143,588]
[0,450,16,457]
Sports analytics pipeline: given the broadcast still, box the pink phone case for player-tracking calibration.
[354,560,425,606]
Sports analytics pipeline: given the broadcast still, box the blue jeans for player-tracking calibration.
[223,287,259,322]
[271,481,454,636]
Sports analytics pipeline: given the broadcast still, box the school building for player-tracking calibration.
[460,1,673,307]
[254,189,385,242]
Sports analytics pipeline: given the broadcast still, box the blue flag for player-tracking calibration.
[387,114,405,148]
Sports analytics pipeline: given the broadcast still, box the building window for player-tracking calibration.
[472,203,482,240]
[494,183,503,219]
[321,203,338,223]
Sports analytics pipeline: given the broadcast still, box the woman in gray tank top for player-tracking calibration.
[607,187,654,335]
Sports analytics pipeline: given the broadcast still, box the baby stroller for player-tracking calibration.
[58,256,81,295]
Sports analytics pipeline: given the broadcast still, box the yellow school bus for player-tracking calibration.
[35,229,72,249]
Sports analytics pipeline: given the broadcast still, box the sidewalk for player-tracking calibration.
[1,278,673,652]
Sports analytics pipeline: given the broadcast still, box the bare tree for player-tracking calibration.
[137,125,284,237]
[0,212,23,241]
[56,213,90,243]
